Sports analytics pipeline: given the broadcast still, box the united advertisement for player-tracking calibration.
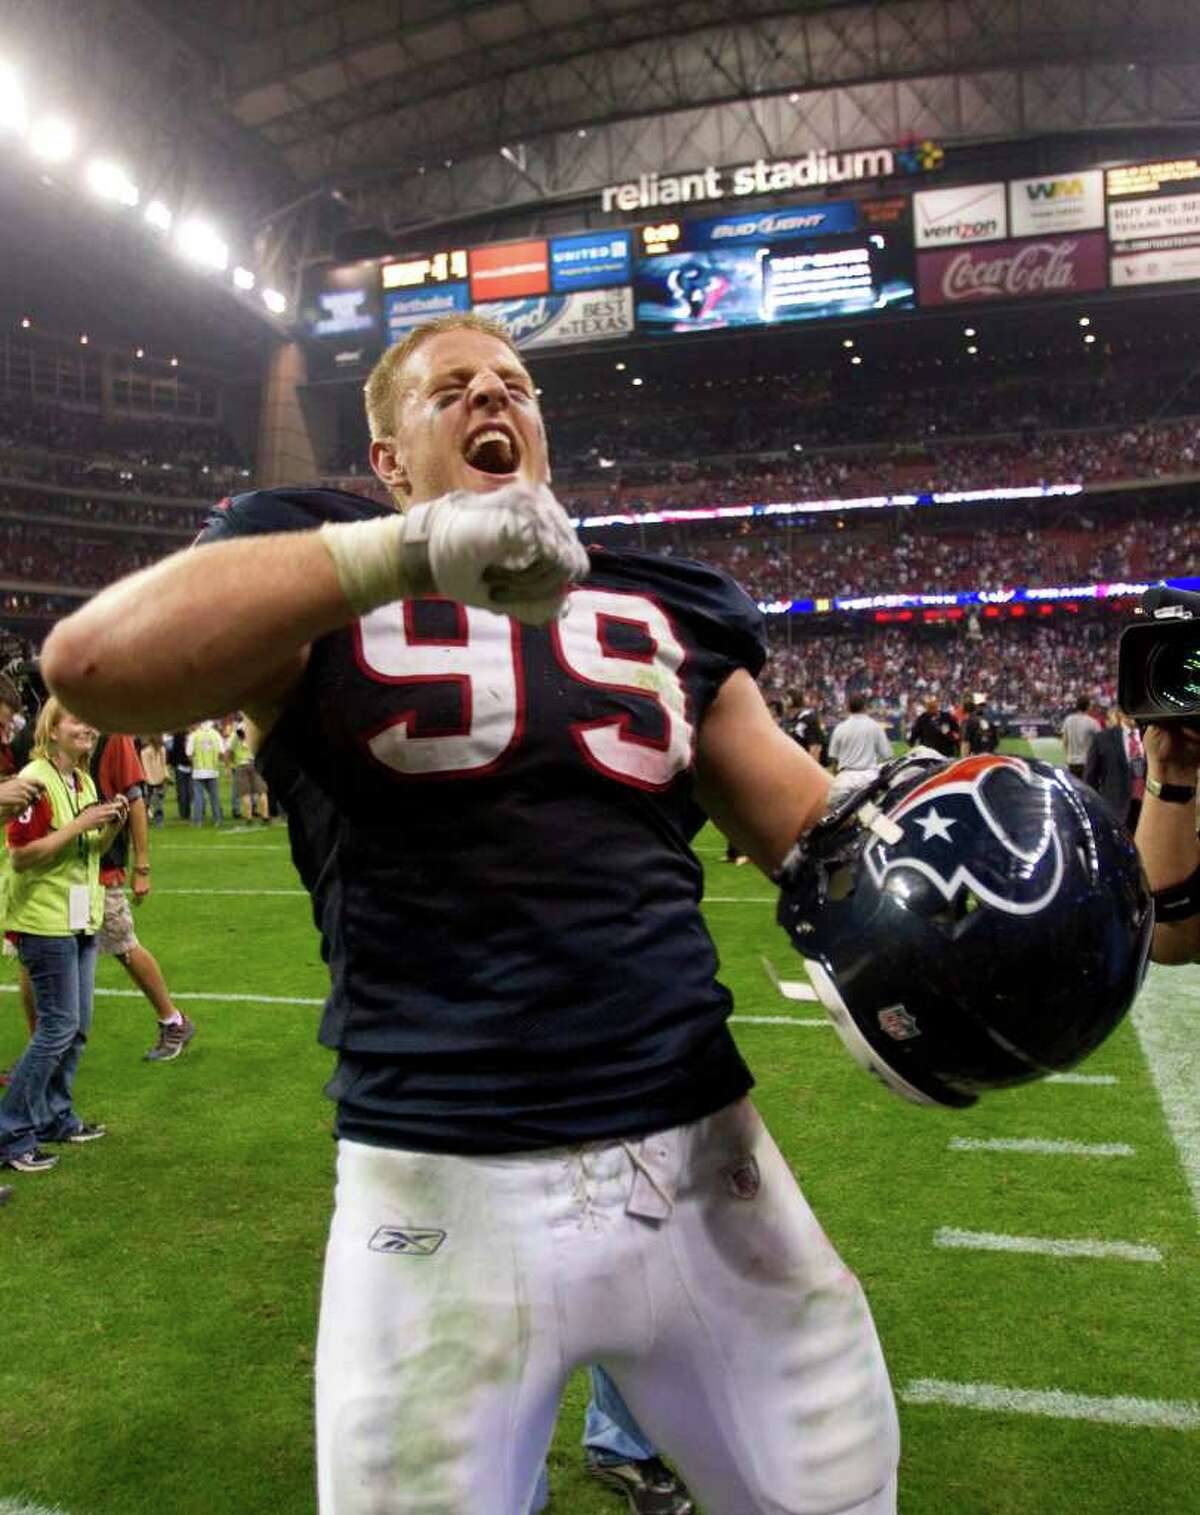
[549,232,632,293]
[473,288,635,349]
[917,232,1107,306]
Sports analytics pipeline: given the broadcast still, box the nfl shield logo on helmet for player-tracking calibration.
[878,1006,920,1041]
[863,754,1065,918]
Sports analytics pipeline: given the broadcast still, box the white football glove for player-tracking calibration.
[406,483,590,625]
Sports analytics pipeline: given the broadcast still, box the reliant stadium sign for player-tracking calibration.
[599,139,945,214]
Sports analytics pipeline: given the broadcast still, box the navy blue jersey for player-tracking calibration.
[200,488,767,1153]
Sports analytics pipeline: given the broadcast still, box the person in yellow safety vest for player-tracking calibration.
[186,719,225,826]
[227,719,270,824]
[0,698,128,1174]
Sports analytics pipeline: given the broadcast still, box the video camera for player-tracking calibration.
[1117,586,1200,727]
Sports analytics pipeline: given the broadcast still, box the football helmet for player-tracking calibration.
[777,753,1153,1107]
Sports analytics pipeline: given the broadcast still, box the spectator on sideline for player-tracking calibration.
[1085,708,1146,834]
[0,674,21,780]
[94,734,197,1063]
[228,719,270,825]
[791,688,828,765]
[139,734,169,826]
[908,695,959,757]
[1135,723,1200,965]
[0,763,46,1091]
[187,719,225,826]
[0,699,128,1174]
[1062,694,1102,780]
[960,695,1000,757]
[168,730,192,819]
[828,694,893,788]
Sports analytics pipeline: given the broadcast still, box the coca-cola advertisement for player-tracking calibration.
[917,231,1107,306]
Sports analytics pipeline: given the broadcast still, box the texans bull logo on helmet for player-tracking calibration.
[864,754,1064,918]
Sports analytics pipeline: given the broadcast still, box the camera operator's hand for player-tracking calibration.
[1143,723,1200,785]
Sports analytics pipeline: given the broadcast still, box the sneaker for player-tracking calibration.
[144,1015,197,1062]
[63,1123,107,1144]
[2,1147,59,1173]
[584,1454,695,1515]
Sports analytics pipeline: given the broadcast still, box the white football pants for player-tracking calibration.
[316,1097,899,1515]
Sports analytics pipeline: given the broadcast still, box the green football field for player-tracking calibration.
[0,798,1196,1515]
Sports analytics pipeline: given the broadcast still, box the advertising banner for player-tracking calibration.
[1106,159,1200,198]
[474,287,635,348]
[913,183,1007,248]
[468,240,550,301]
[636,230,914,334]
[383,284,471,342]
[640,202,859,257]
[1009,170,1104,238]
[917,232,1107,306]
[549,232,632,293]
[299,260,383,343]
[1110,245,1200,287]
[1108,191,1200,249]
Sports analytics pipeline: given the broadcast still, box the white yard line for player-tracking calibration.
[933,1227,1162,1263]
[729,1015,828,1027]
[949,1136,1136,1158]
[1132,962,1200,1224]
[901,1379,1200,1431]
[151,888,306,896]
[1044,1072,1119,1085]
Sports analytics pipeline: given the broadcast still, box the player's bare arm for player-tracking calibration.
[694,668,830,873]
[1135,722,1200,963]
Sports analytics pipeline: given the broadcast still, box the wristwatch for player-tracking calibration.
[1145,776,1197,804]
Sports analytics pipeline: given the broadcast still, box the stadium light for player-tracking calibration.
[134,347,144,358]
[1079,315,1091,327]
[0,62,27,136]
[631,376,644,386]
[614,361,626,371]
[169,355,178,367]
[176,218,229,271]
[19,316,30,329]
[967,344,978,355]
[842,338,855,349]
[1084,333,1096,345]
[144,199,172,232]
[79,333,88,345]
[851,354,863,365]
[86,159,139,207]
[28,116,75,162]
[232,266,255,291]
[261,287,286,315]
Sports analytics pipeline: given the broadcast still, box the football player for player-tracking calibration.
[42,315,898,1515]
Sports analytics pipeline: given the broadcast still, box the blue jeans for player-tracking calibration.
[0,932,99,1158]
[191,775,222,825]
[529,1367,656,1513]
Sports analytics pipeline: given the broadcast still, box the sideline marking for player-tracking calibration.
[730,1015,828,1027]
[949,1137,1135,1158]
[152,888,306,896]
[901,1379,1200,1431]
[933,1227,1162,1263]
[1132,963,1200,1222]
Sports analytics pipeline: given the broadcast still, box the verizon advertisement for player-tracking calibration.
[918,232,1108,306]
[468,240,550,301]
[913,183,1007,248]
[1009,170,1104,238]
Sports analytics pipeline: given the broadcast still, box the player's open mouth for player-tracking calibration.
[462,426,520,477]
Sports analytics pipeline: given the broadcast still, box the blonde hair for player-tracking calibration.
[32,697,88,769]
[363,313,522,441]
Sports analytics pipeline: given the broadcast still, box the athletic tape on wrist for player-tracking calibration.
[318,512,433,614]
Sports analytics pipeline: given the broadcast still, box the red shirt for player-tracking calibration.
[6,788,54,849]
[96,736,146,886]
